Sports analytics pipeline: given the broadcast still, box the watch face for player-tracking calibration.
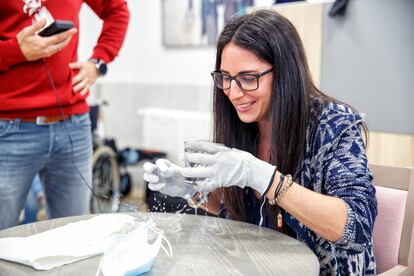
[90,59,107,76]
[99,62,108,76]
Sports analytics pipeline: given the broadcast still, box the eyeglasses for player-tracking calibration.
[211,68,273,91]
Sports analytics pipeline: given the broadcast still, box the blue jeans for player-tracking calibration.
[0,113,92,230]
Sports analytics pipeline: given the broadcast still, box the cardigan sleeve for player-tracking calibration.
[321,119,377,253]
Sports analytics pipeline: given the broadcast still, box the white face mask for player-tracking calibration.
[96,221,172,276]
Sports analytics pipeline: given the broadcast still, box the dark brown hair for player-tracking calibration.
[213,9,336,221]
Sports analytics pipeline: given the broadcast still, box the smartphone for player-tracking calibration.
[38,20,74,37]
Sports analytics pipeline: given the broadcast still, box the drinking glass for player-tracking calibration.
[183,141,209,209]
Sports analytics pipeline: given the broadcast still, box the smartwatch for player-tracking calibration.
[89,58,108,77]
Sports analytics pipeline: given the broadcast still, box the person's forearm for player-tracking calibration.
[266,172,347,242]
[90,1,129,63]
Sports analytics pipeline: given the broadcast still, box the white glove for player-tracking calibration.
[182,141,276,195]
[143,159,196,199]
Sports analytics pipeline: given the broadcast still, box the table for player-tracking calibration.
[0,212,320,275]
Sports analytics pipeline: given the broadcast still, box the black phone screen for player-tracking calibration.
[38,20,74,37]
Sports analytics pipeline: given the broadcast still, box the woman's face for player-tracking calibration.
[220,42,273,124]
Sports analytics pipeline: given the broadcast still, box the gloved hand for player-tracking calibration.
[143,159,196,199]
[182,141,276,195]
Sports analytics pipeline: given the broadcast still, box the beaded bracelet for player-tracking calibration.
[275,174,293,205]
[269,174,293,228]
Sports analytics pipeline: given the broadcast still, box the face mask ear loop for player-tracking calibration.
[259,197,266,227]
[160,234,173,257]
[147,223,173,257]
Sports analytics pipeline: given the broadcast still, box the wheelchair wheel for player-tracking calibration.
[90,145,121,213]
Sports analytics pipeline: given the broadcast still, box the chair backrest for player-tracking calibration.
[370,164,414,274]
[406,225,414,276]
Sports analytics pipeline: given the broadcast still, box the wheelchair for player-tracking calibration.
[90,140,121,213]
[89,103,203,215]
[89,103,167,213]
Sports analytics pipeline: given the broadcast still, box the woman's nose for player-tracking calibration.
[227,80,244,100]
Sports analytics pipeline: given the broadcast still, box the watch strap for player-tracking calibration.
[89,58,107,77]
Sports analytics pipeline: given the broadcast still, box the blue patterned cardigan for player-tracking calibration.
[282,101,377,275]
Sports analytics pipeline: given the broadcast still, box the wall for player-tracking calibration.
[276,1,414,167]
[321,0,414,134]
[274,2,323,87]
[78,0,215,159]
[319,0,414,166]
[367,132,414,168]
[94,82,212,151]
[79,0,215,85]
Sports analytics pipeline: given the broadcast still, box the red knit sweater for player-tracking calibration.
[0,0,129,117]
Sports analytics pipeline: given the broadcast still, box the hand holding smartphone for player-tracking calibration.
[38,20,74,37]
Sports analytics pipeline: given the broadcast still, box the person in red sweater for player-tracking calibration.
[0,0,129,230]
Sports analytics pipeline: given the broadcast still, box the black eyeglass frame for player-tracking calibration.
[210,67,273,91]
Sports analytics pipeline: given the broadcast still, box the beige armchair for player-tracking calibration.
[370,164,414,275]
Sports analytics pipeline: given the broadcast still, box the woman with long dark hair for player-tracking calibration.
[144,9,377,275]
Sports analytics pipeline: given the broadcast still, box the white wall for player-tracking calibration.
[78,0,216,85]
[77,0,217,160]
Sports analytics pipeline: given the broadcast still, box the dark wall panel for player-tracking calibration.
[321,0,414,134]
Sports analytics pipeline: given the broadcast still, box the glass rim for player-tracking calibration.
[210,68,273,91]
